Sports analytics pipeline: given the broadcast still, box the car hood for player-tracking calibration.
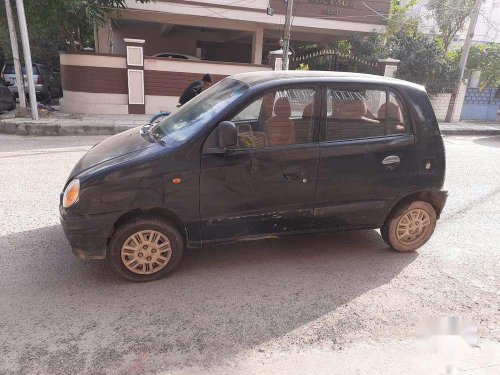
[69,127,160,180]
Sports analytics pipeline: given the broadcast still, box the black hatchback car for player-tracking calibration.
[60,71,447,281]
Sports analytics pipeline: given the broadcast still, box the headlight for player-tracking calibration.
[63,179,80,208]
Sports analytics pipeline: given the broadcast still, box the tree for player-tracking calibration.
[427,0,476,51]
[386,31,459,93]
[465,43,500,89]
[24,0,151,51]
[0,3,65,68]
[0,0,152,69]
[386,0,419,38]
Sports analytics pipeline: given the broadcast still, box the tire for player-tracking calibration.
[381,200,437,252]
[43,89,52,105]
[8,97,15,111]
[109,215,184,282]
[380,223,389,245]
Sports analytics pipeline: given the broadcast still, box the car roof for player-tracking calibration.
[231,70,426,92]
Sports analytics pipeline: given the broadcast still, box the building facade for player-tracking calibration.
[96,0,390,64]
[61,0,391,114]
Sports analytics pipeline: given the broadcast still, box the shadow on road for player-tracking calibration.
[473,136,500,148]
[0,225,417,373]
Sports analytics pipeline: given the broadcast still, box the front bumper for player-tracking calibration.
[60,205,123,260]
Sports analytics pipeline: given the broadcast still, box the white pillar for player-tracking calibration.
[378,58,400,77]
[15,0,38,120]
[451,81,467,122]
[252,28,263,65]
[4,0,26,110]
[124,38,145,114]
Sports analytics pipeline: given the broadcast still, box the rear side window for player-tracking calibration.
[324,87,412,141]
[326,88,386,141]
[386,91,412,134]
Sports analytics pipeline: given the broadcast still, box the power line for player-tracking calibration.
[360,0,389,20]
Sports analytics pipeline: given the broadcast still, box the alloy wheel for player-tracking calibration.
[395,208,432,245]
[121,230,172,275]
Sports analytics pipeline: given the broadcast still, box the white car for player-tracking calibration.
[153,53,201,60]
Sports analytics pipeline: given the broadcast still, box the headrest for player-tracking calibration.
[274,97,291,118]
[302,103,314,118]
[378,102,403,121]
[262,93,275,121]
[331,99,367,119]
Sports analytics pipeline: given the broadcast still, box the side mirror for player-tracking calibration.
[217,121,237,149]
[204,121,237,155]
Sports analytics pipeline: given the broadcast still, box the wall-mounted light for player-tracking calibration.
[267,1,274,16]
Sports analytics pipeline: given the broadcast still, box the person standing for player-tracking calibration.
[178,73,212,106]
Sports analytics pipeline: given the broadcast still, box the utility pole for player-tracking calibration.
[14,0,38,120]
[445,0,482,122]
[4,0,26,112]
[282,0,294,70]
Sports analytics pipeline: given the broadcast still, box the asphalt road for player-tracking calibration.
[0,134,499,374]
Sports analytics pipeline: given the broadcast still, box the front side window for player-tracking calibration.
[325,87,413,141]
[230,86,318,148]
[151,78,250,147]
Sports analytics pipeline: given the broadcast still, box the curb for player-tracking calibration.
[440,129,500,136]
[1,120,500,137]
[0,121,136,136]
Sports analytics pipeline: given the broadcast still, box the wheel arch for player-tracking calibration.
[106,207,188,256]
[386,190,447,223]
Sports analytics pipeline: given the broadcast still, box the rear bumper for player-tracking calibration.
[10,84,44,95]
[60,205,123,260]
[434,189,448,218]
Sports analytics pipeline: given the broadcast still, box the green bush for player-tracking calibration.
[386,31,459,94]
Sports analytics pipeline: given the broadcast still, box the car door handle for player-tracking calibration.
[382,155,400,169]
[283,166,305,182]
[283,172,301,181]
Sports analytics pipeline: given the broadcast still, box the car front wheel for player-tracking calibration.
[109,215,184,281]
[382,200,437,252]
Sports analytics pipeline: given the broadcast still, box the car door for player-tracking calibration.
[314,84,415,229]
[199,84,321,242]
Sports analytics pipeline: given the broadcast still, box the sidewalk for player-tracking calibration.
[0,111,149,136]
[1,111,499,137]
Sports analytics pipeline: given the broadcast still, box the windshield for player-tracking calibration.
[151,78,250,147]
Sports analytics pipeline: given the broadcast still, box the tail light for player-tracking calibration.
[0,72,4,80]
[36,75,43,85]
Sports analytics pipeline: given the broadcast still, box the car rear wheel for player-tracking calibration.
[109,215,184,281]
[381,200,437,252]
[42,89,52,105]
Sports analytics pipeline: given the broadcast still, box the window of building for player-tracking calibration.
[229,87,318,148]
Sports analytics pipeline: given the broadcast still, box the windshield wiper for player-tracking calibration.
[150,129,166,145]
[140,124,165,146]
